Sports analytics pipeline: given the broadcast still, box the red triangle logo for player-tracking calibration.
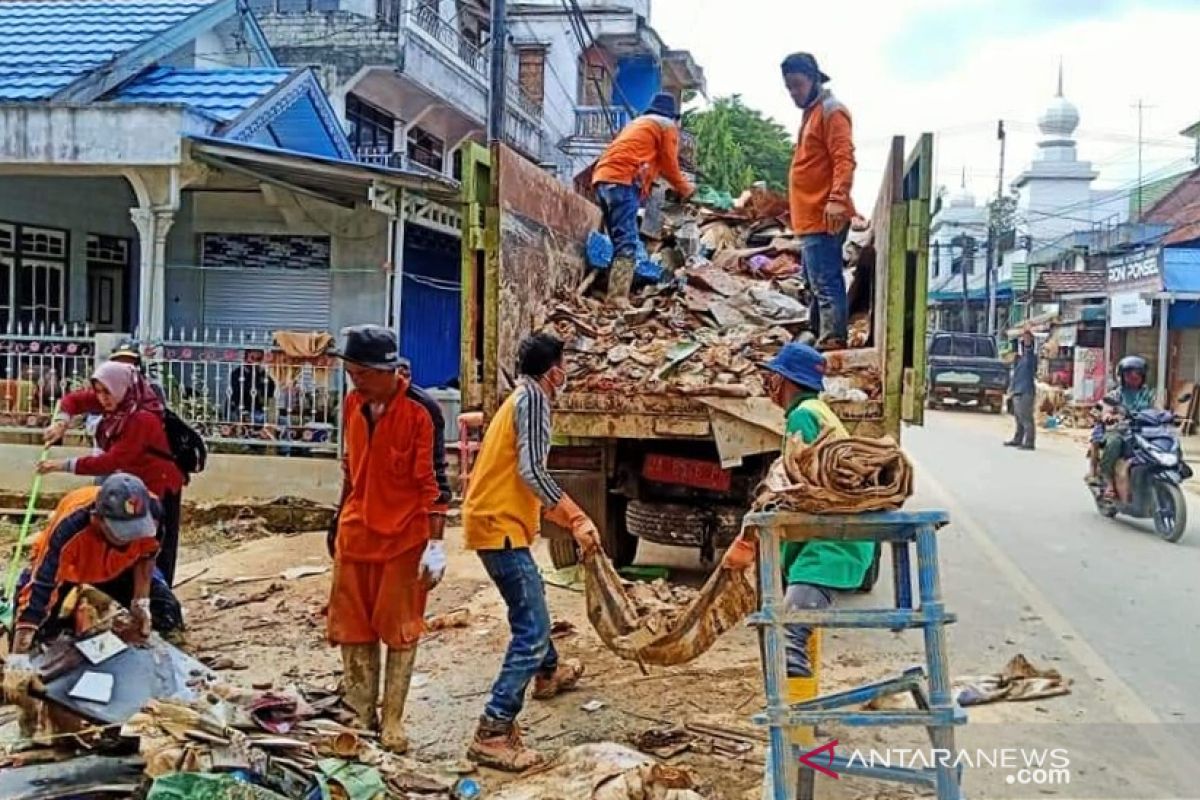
[798,739,840,779]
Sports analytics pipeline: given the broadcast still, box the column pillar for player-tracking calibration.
[129,207,174,342]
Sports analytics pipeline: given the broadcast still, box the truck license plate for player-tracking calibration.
[642,454,732,492]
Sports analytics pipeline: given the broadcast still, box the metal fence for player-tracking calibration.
[150,328,343,456]
[0,322,95,434]
[0,324,344,456]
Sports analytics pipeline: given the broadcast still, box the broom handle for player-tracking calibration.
[3,404,60,602]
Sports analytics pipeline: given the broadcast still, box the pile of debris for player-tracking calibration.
[0,587,468,800]
[546,186,877,399]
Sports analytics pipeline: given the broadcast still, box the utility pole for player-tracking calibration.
[987,119,1006,336]
[958,235,972,331]
[487,0,508,143]
[1132,99,1154,220]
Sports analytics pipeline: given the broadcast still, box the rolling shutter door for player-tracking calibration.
[202,269,331,334]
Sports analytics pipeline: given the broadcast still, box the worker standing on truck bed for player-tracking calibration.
[592,93,694,301]
[783,52,857,351]
[760,343,873,695]
[463,332,601,771]
[326,325,444,754]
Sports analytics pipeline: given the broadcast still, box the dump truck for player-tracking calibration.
[458,134,933,579]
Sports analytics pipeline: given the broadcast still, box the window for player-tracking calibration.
[579,54,612,106]
[407,127,445,172]
[0,222,67,329]
[346,94,395,156]
[517,46,547,106]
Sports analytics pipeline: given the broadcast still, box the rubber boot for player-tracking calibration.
[341,644,381,730]
[607,255,635,301]
[381,647,416,753]
[786,628,821,748]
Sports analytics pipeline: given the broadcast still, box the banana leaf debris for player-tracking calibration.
[552,188,877,398]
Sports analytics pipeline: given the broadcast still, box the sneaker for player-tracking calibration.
[467,718,545,772]
[532,660,584,700]
[815,337,848,353]
[1018,444,1035,451]
[1003,440,1019,447]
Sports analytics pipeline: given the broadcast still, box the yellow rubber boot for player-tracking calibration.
[381,647,417,753]
[341,644,381,730]
[787,628,821,747]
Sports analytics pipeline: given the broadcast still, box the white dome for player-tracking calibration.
[1039,95,1079,138]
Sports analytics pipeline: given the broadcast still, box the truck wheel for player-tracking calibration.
[855,543,883,593]
[548,496,638,569]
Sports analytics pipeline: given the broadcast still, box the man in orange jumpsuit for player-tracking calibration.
[592,92,694,300]
[783,52,857,350]
[12,473,160,654]
[328,325,442,753]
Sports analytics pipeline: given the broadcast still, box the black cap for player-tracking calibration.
[781,52,830,83]
[333,324,404,371]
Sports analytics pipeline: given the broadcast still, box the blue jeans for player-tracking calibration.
[800,229,849,343]
[595,182,640,259]
[478,547,558,723]
[784,583,833,678]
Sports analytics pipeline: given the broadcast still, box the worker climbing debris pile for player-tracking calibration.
[543,186,877,399]
[754,428,914,514]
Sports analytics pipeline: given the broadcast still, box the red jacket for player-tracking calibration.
[60,389,185,497]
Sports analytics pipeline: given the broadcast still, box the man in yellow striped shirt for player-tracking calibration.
[463,332,600,770]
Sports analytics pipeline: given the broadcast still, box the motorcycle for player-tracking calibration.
[1088,407,1192,542]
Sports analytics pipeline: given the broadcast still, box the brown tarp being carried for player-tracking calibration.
[583,542,757,668]
[755,429,914,514]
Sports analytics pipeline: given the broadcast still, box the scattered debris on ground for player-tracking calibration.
[954,654,1072,706]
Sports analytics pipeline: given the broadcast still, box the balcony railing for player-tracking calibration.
[406,6,542,121]
[574,106,631,140]
[355,146,447,179]
[412,4,488,77]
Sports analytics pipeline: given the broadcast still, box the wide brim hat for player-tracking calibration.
[332,324,404,371]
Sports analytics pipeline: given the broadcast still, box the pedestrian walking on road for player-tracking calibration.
[592,93,694,300]
[462,332,600,771]
[782,52,857,351]
[326,325,444,753]
[1005,329,1039,451]
[41,361,186,584]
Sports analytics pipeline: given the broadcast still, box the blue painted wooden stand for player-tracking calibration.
[741,509,966,800]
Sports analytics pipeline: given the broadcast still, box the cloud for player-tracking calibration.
[886,0,1197,80]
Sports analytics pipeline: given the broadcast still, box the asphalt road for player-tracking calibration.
[900,410,1200,799]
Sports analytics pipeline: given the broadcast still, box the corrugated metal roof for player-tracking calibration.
[111,67,292,121]
[0,0,212,101]
[1031,270,1107,301]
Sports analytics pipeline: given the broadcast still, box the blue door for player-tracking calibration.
[400,224,461,389]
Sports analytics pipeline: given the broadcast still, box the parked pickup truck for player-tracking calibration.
[926,331,1008,413]
[458,134,933,588]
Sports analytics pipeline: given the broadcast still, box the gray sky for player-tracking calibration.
[651,0,1200,212]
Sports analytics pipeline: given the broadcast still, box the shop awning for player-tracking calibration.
[186,136,461,208]
[1163,246,1200,293]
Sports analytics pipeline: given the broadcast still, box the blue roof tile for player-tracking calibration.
[0,0,213,101]
[111,67,293,121]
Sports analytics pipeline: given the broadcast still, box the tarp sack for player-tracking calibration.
[754,429,914,514]
[583,548,756,668]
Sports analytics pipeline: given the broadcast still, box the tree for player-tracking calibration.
[682,95,793,194]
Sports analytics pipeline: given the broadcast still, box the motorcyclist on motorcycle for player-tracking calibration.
[1093,355,1155,496]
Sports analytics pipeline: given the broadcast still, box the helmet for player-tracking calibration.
[109,340,143,367]
[1116,355,1147,386]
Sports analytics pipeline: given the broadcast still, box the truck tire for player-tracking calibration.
[626,501,742,559]
[548,496,638,570]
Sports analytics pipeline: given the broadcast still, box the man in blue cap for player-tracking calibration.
[760,343,874,685]
[592,92,694,300]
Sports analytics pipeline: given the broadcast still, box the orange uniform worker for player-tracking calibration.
[327,325,443,753]
[12,473,161,654]
[783,51,857,350]
[592,92,694,300]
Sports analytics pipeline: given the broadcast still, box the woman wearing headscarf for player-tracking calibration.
[39,361,186,584]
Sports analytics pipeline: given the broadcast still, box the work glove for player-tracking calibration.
[131,598,152,643]
[419,539,447,588]
[545,496,600,557]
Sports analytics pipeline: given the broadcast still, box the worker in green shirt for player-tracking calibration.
[764,342,875,695]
